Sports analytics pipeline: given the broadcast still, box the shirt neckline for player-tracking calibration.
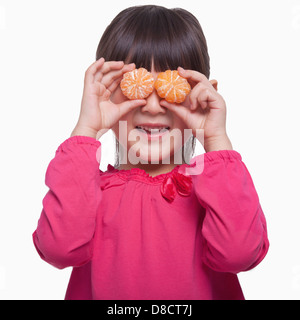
[106,163,187,183]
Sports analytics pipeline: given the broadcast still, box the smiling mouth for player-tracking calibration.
[135,125,170,135]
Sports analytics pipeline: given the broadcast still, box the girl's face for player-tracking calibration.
[111,69,192,165]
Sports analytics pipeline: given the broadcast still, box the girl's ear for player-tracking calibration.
[210,79,218,91]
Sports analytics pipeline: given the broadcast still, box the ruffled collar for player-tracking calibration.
[106,164,180,183]
[105,163,193,203]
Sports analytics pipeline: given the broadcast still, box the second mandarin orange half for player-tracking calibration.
[155,70,191,103]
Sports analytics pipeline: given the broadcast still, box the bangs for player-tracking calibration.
[96,6,210,77]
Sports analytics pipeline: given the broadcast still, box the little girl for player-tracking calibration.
[33,5,269,300]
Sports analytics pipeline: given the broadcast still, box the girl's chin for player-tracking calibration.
[128,147,171,164]
[127,143,184,165]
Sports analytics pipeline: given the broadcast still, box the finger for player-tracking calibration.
[178,67,210,88]
[121,63,136,73]
[189,84,202,110]
[160,100,189,121]
[99,63,136,96]
[101,88,112,102]
[189,90,197,111]
[99,69,123,88]
[99,60,125,74]
[106,76,123,94]
[93,60,125,83]
[191,85,219,111]
[189,83,205,111]
[84,57,105,85]
[99,63,135,87]
[118,99,147,118]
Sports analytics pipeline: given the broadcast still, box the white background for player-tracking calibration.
[0,0,300,300]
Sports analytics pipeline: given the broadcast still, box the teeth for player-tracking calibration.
[136,126,169,133]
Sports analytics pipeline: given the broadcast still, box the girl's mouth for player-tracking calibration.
[135,125,170,140]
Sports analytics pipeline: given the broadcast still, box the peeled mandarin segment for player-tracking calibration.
[120,68,155,100]
[154,70,191,103]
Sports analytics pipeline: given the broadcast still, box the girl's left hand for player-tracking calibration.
[160,67,233,152]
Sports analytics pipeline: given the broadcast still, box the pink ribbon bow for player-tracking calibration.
[160,170,192,203]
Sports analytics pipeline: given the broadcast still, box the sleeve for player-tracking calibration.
[32,135,102,269]
[191,150,269,274]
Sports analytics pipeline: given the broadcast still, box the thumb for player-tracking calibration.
[160,100,188,121]
[118,99,146,118]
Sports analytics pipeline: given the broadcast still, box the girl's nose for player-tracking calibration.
[140,90,167,115]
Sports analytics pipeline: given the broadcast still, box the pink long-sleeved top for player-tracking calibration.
[33,135,269,300]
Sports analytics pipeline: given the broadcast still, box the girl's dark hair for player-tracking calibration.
[96,5,210,167]
[96,5,210,76]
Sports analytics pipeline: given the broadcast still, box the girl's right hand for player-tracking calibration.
[71,58,146,139]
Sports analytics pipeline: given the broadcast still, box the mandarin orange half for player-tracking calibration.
[154,70,191,103]
[120,68,155,100]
